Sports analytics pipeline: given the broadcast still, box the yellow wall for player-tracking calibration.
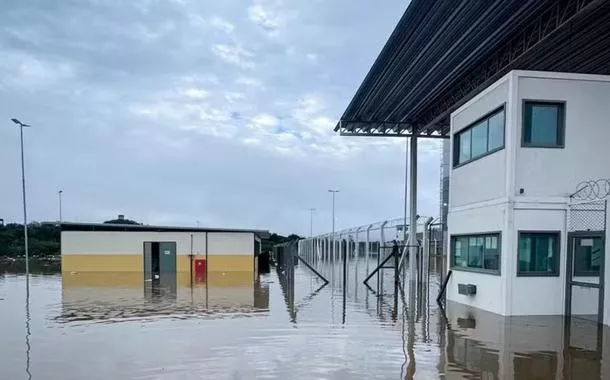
[62,255,143,272]
[62,254,253,273]
[177,255,191,273]
[207,255,253,272]
[62,271,145,287]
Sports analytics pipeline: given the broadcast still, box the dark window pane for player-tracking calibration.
[459,129,471,164]
[468,236,484,268]
[484,235,500,270]
[574,237,603,276]
[453,106,505,166]
[524,103,563,146]
[488,110,504,151]
[452,233,501,272]
[518,233,558,275]
[453,237,468,268]
[471,121,488,158]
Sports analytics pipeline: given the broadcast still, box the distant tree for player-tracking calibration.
[103,218,140,225]
[260,233,302,254]
[0,222,60,257]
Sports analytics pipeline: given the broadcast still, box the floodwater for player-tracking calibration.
[1,260,610,379]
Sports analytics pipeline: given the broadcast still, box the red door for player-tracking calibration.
[194,259,206,282]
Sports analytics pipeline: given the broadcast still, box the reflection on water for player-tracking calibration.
[1,260,609,379]
[58,272,269,323]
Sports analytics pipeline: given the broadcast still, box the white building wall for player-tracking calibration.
[447,74,511,315]
[62,231,206,256]
[606,205,610,325]
[62,230,255,257]
[446,203,507,315]
[447,71,610,323]
[450,79,509,208]
[207,232,254,255]
[510,206,566,315]
[515,73,610,197]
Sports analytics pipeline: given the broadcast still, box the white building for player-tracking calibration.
[446,70,610,326]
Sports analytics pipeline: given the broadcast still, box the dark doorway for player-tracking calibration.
[144,241,177,281]
[151,242,160,279]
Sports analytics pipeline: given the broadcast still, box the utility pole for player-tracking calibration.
[58,190,63,223]
[11,118,31,290]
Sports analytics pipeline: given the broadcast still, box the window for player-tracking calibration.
[522,101,565,147]
[458,129,471,164]
[453,106,505,167]
[573,236,603,277]
[518,232,560,276]
[451,233,500,273]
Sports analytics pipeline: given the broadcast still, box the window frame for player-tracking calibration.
[450,232,502,275]
[516,231,561,277]
[571,233,604,277]
[453,105,506,168]
[521,100,566,148]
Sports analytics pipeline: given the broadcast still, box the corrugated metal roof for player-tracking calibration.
[336,0,610,138]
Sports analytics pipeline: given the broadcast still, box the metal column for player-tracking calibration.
[355,227,362,264]
[422,217,433,284]
[408,136,418,283]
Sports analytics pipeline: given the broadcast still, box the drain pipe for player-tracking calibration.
[189,233,194,287]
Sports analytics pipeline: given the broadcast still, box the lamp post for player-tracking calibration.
[58,190,63,224]
[11,118,31,287]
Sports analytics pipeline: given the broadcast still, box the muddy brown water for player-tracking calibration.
[1,260,609,379]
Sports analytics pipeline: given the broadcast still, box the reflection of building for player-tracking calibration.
[61,222,268,276]
[444,302,610,379]
[59,271,269,322]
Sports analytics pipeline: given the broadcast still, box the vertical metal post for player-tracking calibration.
[365,224,372,274]
[403,137,409,245]
[423,217,433,284]
[309,208,315,237]
[380,221,388,294]
[323,237,326,261]
[189,233,194,287]
[355,227,361,264]
[18,124,30,287]
[329,190,339,263]
[409,136,418,283]
[58,190,63,224]
[338,233,343,262]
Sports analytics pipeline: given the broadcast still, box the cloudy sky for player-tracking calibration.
[0,0,440,236]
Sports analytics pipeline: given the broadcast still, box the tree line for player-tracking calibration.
[0,221,301,257]
[0,223,60,257]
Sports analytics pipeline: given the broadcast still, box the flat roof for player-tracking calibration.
[335,0,610,138]
[61,222,270,239]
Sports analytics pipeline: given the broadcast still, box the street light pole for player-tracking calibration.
[12,118,31,288]
[308,208,316,237]
[58,190,63,224]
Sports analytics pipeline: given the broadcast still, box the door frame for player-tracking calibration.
[564,231,605,325]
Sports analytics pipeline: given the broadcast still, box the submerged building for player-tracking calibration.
[332,0,610,328]
[61,222,268,278]
[446,70,610,321]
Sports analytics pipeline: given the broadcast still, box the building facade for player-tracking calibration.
[61,223,265,276]
[446,71,610,326]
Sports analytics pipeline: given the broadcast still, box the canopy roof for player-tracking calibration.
[335,0,610,138]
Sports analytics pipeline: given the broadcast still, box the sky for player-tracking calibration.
[0,0,441,236]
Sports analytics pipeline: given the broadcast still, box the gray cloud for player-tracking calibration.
[0,0,439,236]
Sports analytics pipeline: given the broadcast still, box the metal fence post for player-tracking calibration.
[365,224,373,275]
